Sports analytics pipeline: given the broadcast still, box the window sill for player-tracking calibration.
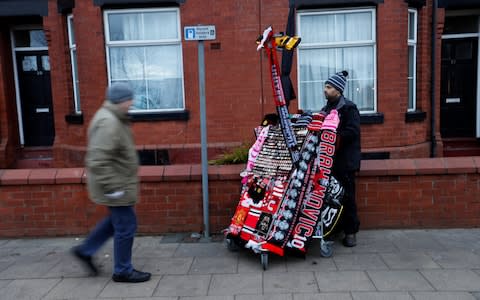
[65,113,84,125]
[129,110,189,122]
[405,110,426,123]
[360,112,384,124]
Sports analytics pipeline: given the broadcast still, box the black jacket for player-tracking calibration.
[321,95,361,174]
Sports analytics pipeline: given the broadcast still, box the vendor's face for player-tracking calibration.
[118,99,133,113]
[324,84,341,101]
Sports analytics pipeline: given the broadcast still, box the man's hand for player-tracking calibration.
[104,190,125,199]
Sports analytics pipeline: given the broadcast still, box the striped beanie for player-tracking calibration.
[325,71,348,94]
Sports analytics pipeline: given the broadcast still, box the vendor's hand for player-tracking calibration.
[104,190,125,199]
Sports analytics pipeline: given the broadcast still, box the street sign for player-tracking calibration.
[184,25,216,41]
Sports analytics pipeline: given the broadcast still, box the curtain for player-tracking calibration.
[107,10,183,111]
[298,10,375,112]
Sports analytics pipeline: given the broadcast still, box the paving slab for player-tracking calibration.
[351,291,413,300]
[174,243,230,257]
[179,297,234,300]
[133,242,179,258]
[285,256,337,272]
[42,277,110,299]
[154,274,211,297]
[0,254,61,279]
[389,230,446,252]
[410,291,477,300]
[427,250,480,269]
[420,269,480,291]
[380,252,441,270]
[367,270,434,291]
[99,275,161,298]
[429,229,480,252]
[208,273,262,296]
[293,293,352,300]
[0,278,60,300]
[237,294,293,300]
[314,271,375,292]
[0,279,12,289]
[351,237,398,253]
[333,253,389,270]
[189,256,238,274]
[263,271,318,294]
[143,257,194,275]
[125,298,177,300]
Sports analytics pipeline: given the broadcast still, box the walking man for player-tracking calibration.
[322,71,361,247]
[72,82,151,282]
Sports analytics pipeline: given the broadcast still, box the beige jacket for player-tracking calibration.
[85,101,139,206]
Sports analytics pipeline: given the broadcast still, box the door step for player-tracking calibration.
[14,147,53,169]
[443,138,480,157]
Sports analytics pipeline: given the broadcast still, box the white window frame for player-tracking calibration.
[103,7,185,113]
[408,8,418,112]
[67,14,81,114]
[296,7,377,113]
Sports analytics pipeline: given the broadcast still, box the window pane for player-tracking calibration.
[109,47,145,80]
[299,46,374,112]
[109,45,184,110]
[108,11,178,41]
[408,78,414,110]
[14,29,47,47]
[408,46,415,110]
[300,11,372,44]
[408,11,416,40]
[72,50,81,112]
[68,17,76,46]
[143,11,178,40]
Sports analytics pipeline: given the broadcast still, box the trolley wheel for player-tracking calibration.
[260,252,269,270]
[320,241,333,258]
[225,238,240,252]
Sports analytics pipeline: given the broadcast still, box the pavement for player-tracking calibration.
[0,229,480,300]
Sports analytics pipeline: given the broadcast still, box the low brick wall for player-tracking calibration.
[0,157,479,237]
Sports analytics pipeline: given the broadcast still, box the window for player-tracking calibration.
[104,8,185,112]
[297,8,376,113]
[408,9,417,111]
[67,15,81,114]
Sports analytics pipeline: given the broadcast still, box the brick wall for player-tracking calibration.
[1,157,479,238]
[0,0,443,168]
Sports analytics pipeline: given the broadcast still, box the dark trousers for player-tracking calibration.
[76,206,137,275]
[336,171,360,235]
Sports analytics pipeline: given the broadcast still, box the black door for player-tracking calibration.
[440,38,478,137]
[16,51,55,146]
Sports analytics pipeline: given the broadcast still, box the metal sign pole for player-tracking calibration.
[184,24,215,239]
[198,40,210,238]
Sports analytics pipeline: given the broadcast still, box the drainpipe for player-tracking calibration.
[430,0,438,157]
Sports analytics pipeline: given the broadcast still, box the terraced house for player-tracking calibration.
[0,0,480,237]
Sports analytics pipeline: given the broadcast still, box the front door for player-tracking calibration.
[15,51,55,146]
[440,38,478,137]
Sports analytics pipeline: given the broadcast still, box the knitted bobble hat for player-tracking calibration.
[325,71,348,94]
[106,82,134,104]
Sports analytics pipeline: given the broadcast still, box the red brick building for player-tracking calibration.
[0,0,478,168]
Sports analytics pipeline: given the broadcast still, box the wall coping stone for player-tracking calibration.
[2,157,480,185]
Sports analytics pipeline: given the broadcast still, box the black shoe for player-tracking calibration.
[342,234,357,247]
[71,247,99,276]
[112,269,151,283]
